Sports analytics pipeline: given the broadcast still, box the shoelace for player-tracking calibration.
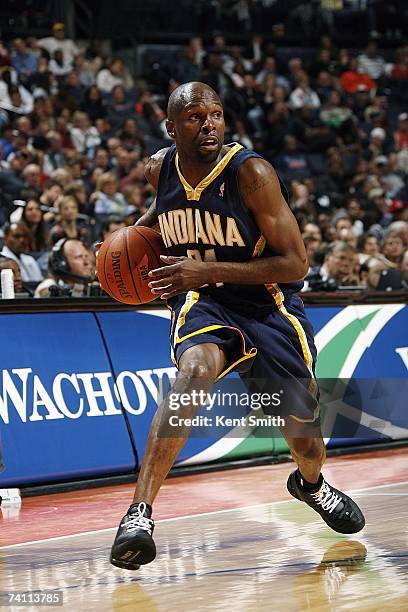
[122,502,153,535]
[311,481,342,514]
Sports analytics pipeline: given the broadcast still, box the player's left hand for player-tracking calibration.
[148,255,212,299]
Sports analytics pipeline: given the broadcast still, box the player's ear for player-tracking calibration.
[166,119,175,139]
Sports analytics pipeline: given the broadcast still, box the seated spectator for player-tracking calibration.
[255,56,289,92]
[337,227,358,249]
[289,73,320,110]
[21,163,42,200]
[263,101,291,157]
[73,53,98,89]
[357,232,381,263]
[81,85,106,122]
[319,91,355,141]
[274,135,310,182]
[20,198,49,252]
[38,22,79,65]
[0,82,33,115]
[34,238,94,297]
[344,197,365,236]
[39,179,63,219]
[360,256,390,290]
[98,215,126,244]
[381,230,405,266]
[119,117,144,150]
[49,195,91,246]
[105,85,134,130]
[10,38,38,84]
[96,58,134,94]
[370,155,404,199]
[314,71,336,105]
[306,241,359,290]
[302,234,322,267]
[94,172,126,216]
[357,40,385,81]
[291,106,336,154]
[332,211,352,236]
[92,147,111,173]
[303,222,322,241]
[362,255,405,291]
[290,181,315,216]
[366,127,387,161]
[66,180,94,216]
[49,49,72,78]
[174,43,201,84]
[43,130,65,176]
[113,147,131,182]
[64,71,86,105]
[0,222,42,282]
[0,256,23,293]
[387,220,408,248]
[27,56,55,95]
[339,58,376,94]
[70,110,101,154]
[122,184,145,219]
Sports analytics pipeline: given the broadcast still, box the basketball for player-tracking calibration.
[97,226,166,304]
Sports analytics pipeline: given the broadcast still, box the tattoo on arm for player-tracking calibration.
[241,174,272,198]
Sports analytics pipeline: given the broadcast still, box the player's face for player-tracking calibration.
[171,96,225,164]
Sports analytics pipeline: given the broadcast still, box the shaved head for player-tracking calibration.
[167,82,221,120]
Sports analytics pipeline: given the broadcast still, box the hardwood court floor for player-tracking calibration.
[0,449,407,611]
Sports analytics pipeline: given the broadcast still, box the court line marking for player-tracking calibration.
[1,479,407,550]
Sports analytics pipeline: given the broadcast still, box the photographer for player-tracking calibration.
[34,238,94,298]
[305,240,360,291]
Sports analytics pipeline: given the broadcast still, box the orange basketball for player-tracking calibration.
[97,226,166,304]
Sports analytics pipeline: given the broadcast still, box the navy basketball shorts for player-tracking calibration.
[168,290,320,425]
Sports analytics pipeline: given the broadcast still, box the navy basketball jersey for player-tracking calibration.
[156,143,303,316]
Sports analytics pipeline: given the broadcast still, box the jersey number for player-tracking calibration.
[187,249,223,287]
[187,249,217,262]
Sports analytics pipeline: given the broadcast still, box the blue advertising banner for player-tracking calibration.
[0,304,407,486]
[0,313,135,486]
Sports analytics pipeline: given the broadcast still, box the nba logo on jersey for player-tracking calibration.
[219,182,225,198]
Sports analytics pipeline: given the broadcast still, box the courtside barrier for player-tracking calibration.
[0,298,406,487]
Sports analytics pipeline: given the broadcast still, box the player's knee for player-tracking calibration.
[179,360,215,380]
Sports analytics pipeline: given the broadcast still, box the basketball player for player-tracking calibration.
[110,82,365,570]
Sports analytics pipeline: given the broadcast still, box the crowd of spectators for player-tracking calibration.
[0,22,407,297]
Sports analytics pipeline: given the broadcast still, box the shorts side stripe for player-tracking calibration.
[265,283,313,373]
[265,283,319,423]
[173,290,200,343]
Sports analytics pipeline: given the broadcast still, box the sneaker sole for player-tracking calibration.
[110,541,156,569]
[110,554,140,571]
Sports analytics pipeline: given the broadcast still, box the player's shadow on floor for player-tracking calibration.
[293,540,368,607]
[110,540,367,611]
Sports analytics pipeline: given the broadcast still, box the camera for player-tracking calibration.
[306,272,338,292]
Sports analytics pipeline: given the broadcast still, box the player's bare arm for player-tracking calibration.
[148,158,309,299]
[134,148,170,229]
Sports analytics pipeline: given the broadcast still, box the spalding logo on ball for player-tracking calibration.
[97,226,167,304]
